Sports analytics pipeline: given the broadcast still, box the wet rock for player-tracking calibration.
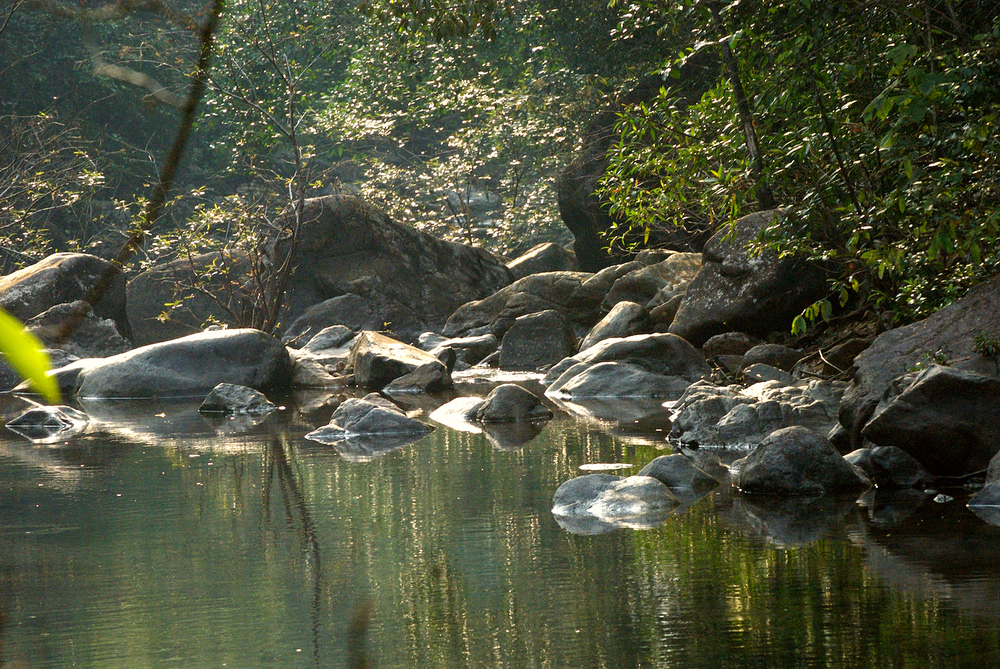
[741,344,803,372]
[0,252,131,340]
[844,446,931,490]
[475,383,552,423]
[861,365,1000,477]
[27,328,293,400]
[669,210,829,346]
[506,242,578,279]
[670,379,844,450]
[305,397,433,441]
[578,301,649,351]
[638,454,721,491]
[840,274,1000,450]
[550,361,693,399]
[6,404,89,443]
[349,331,449,390]
[443,271,599,340]
[702,332,763,358]
[498,310,576,371]
[25,300,131,358]
[551,474,678,534]
[199,383,277,415]
[734,426,871,495]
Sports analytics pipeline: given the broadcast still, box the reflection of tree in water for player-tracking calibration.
[262,435,325,665]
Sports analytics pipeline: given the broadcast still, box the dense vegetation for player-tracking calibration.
[1,0,998,332]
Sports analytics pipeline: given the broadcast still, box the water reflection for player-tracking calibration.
[0,393,999,667]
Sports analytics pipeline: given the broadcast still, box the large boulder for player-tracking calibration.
[506,242,578,279]
[272,195,512,341]
[550,361,694,399]
[475,384,552,423]
[544,333,710,392]
[307,397,433,440]
[0,252,130,340]
[669,210,829,346]
[601,252,702,311]
[348,331,449,390]
[25,300,131,358]
[860,365,1000,477]
[37,328,292,399]
[442,271,600,340]
[126,251,248,346]
[734,426,871,495]
[498,310,576,371]
[556,56,718,272]
[840,274,1000,450]
[578,301,649,352]
[670,379,845,450]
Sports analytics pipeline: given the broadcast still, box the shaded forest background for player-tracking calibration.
[1,0,998,332]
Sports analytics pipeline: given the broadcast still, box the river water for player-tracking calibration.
[0,390,998,668]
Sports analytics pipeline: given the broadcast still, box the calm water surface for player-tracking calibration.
[1,391,998,668]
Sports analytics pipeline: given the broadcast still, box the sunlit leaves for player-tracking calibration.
[0,307,60,404]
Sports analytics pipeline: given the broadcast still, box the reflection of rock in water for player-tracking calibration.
[727,493,861,548]
[481,420,547,450]
[331,433,429,462]
[852,494,1000,620]
[547,395,673,444]
[857,489,929,529]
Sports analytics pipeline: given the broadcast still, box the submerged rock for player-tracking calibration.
[734,426,871,496]
[6,404,90,443]
[638,454,722,491]
[552,474,678,534]
[199,383,277,416]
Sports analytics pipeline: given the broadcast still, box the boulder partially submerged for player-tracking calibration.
[552,474,678,534]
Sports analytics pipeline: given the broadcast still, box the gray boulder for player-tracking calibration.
[475,384,552,423]
[734,426,871,495]
[32,328,292,400]
[638,454,722,491]
[844,446,931,490]
[671,379,845,450]
[742,363,793,385]
[382,360,453,394]
[305,397,433,441]
[601,252,701,311]
[861,365,1000,477]
[551,361,693,399]
[669,210,829,346]
[283,295,379,345]
[498,309,576,371]
[0,252,130,340]
[426,333,499,367]
[551,474,678,534]
[302,325,356,352]
[349,331,449,390]
[840,274,1000,450]
[544,333,710,390]
[968,451,1000,509]
[199,383,277,415]
[702,332,763,357]
[25,300,131,358]
[578,301,649,352]
[443,271,599,340]
[506,242,578,279]
[741,344,804,372]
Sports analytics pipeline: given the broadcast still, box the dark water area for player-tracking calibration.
[1,391,999,668]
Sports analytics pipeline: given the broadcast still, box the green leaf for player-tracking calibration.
[820,299,834,322]
[791,315,807,336]
[0,307,60,404]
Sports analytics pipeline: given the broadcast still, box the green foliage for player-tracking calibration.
[600,0,1000,328]
[0,307,60,404]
